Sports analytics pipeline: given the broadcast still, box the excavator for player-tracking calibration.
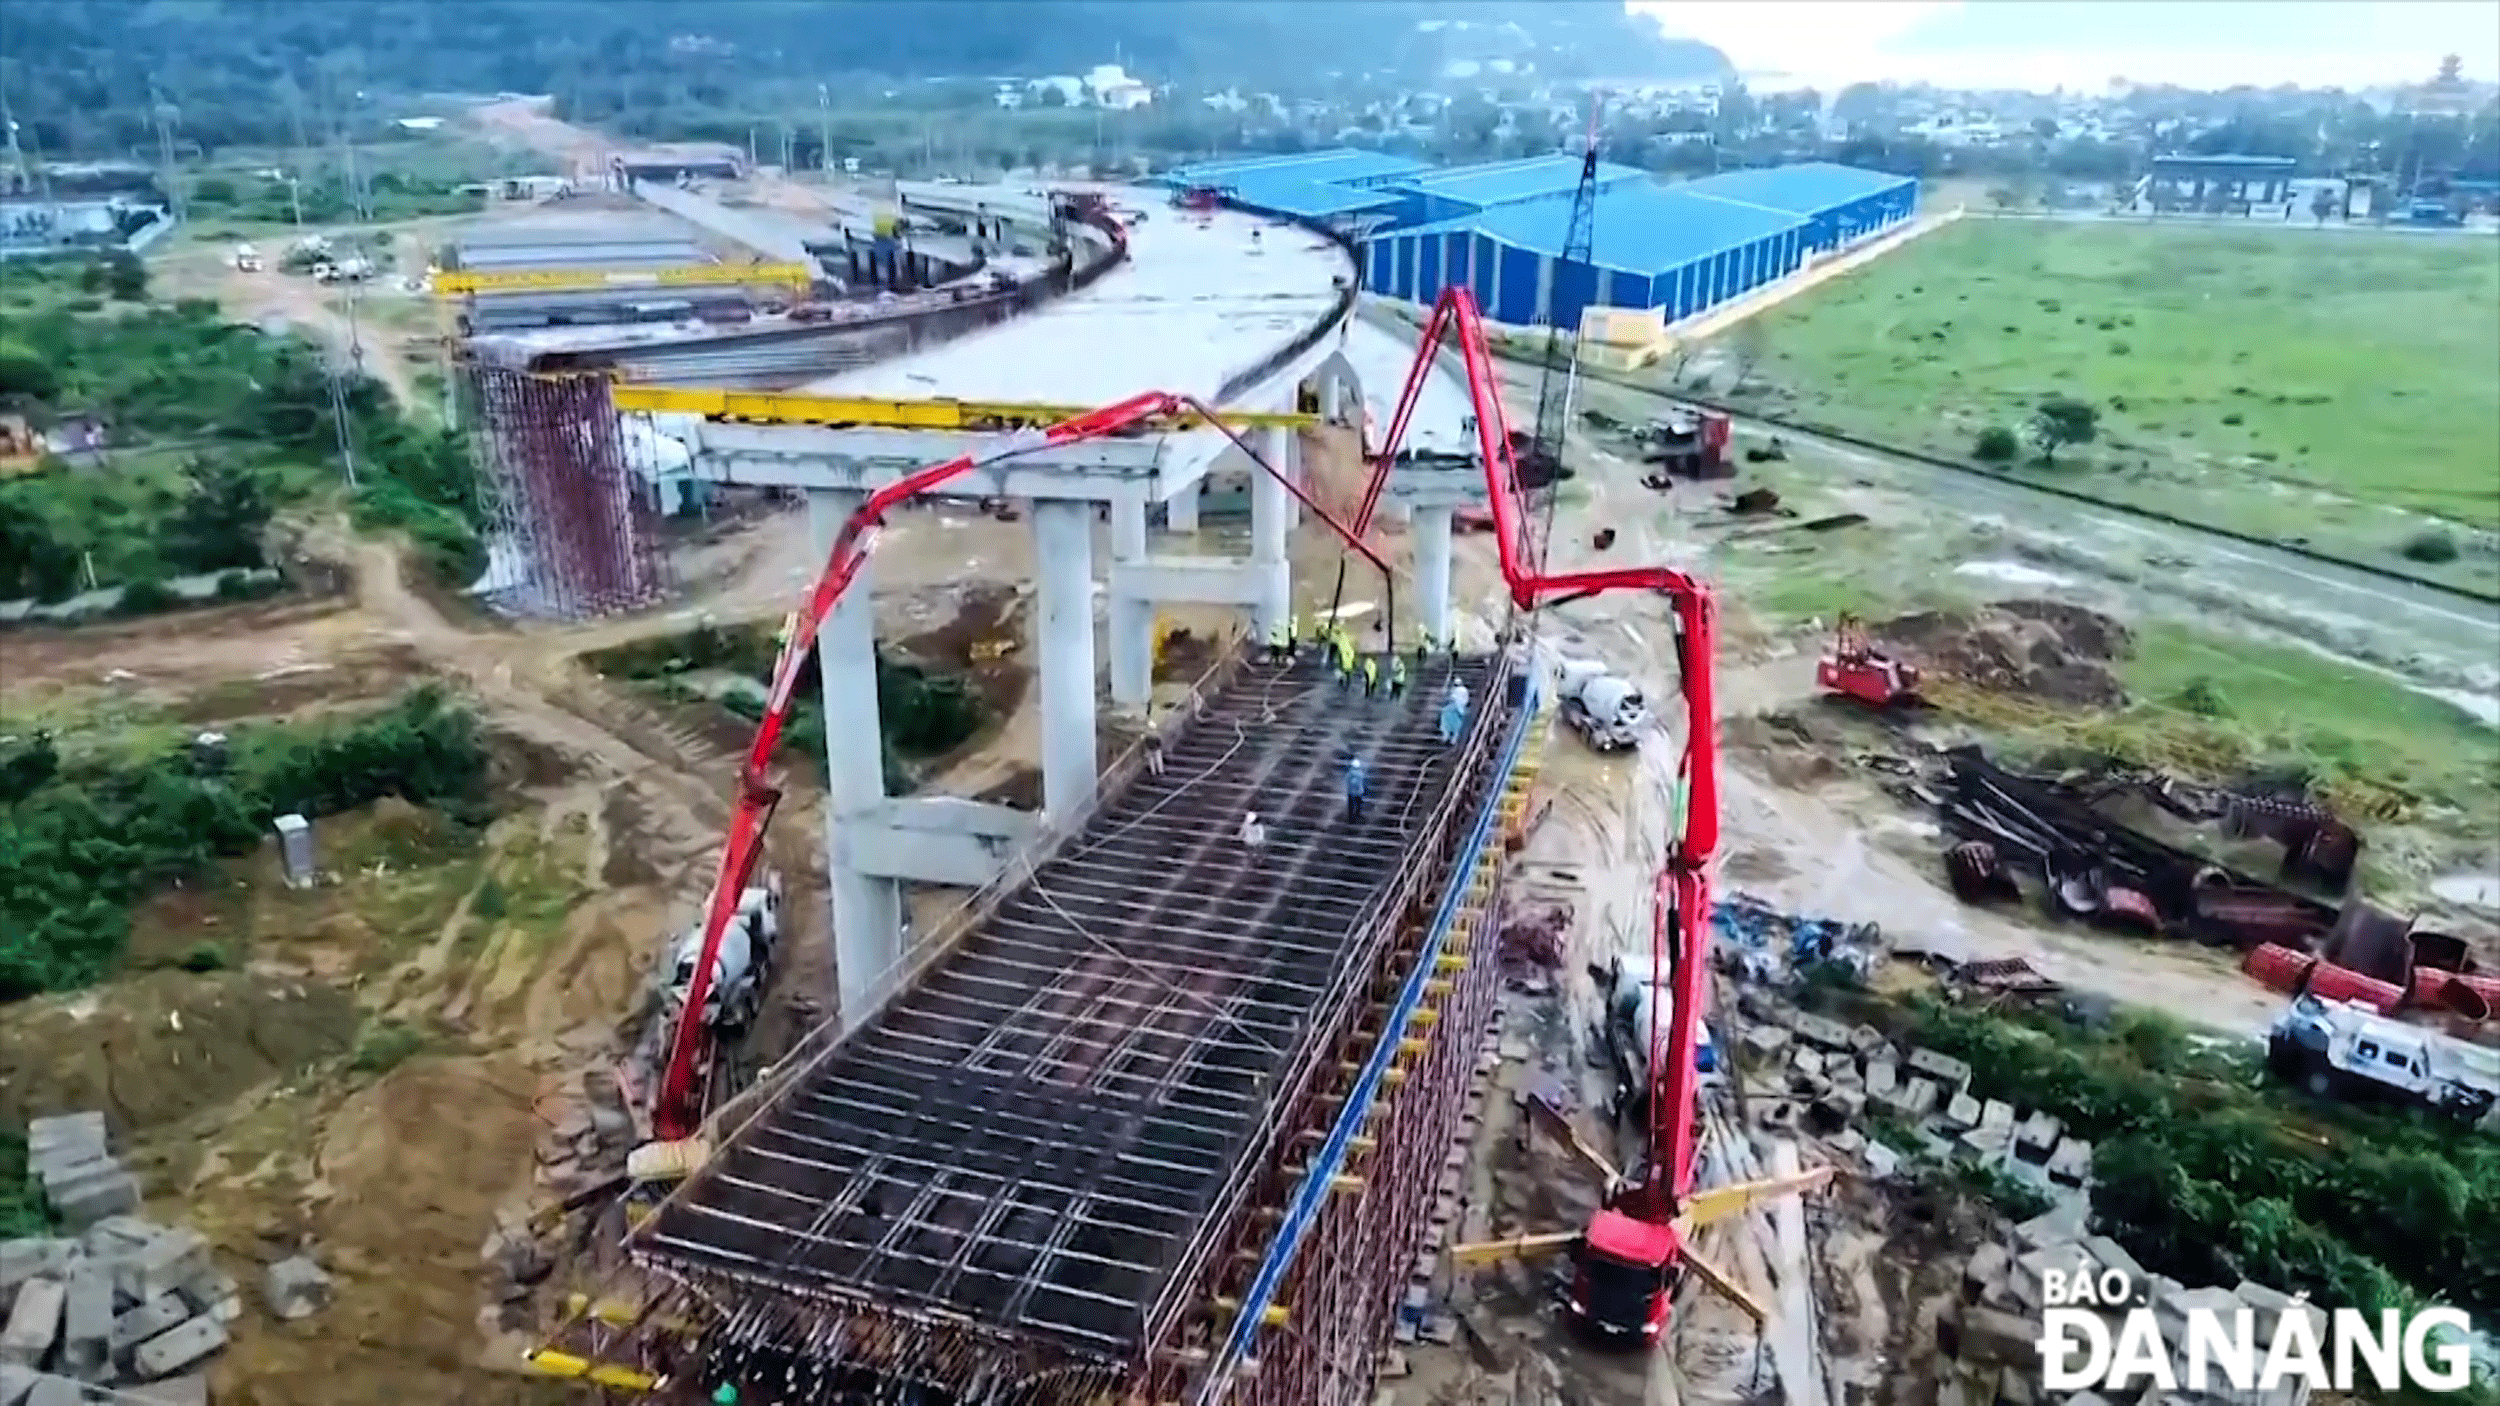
[642,264,1828,1359]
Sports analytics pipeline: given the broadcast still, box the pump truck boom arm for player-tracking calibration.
[652,392,1396,1140]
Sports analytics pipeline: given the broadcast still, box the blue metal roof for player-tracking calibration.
[1674,162,1915,219]
[1390,183,1809,276]
[1226,176,1405,219]
[1392,155,1650,209]
[1162,148,1430,189]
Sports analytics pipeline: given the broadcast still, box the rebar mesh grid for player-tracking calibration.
[631,653,1508,1397]
[466,367,673,619]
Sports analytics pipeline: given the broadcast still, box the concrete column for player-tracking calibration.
[807,490,904,1021]
[1248,435,1292,636]
[1280,428,1302,531]
[1166,480,1200,533]
[1108,493,1153,708]
[1031,499,1099,820]
[1414,503,1454,641]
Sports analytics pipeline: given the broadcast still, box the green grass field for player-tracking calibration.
[1709,219,2500,591]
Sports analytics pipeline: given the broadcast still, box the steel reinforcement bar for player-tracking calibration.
[1195,674,1550,1406]
[616,654,1521,1403]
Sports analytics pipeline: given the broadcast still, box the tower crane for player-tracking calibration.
[1518,97,1604,520]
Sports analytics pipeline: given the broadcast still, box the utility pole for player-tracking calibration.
[818,85,833,177]
[281,77,310,227]
[148,79,185,222]
[0,79,29,194]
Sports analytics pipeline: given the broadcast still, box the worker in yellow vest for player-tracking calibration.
[1265,617,1292,665]
[1333,628,1357,688]
[1360,653,1381,697]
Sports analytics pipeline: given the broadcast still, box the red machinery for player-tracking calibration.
[1816,611,1922,708]
[650,275,1828,1345]
[1359,288,1831,1341]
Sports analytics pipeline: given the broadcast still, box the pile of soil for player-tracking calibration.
[0,971,360,1133]
[894,583,1030,720]
[1874,598,2133,707]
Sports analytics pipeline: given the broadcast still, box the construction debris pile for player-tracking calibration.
[3,1113,330,1404]
[1934,754,2497,1030]
[1937,751,2342,945]
[1736,1009,2096,1198]
[1713,893,1888,986]
[1940,1207,2320,1406]
[1875,601,2132,708]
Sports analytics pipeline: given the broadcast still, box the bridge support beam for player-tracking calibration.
[1032,499,1100,819]
[808,490,905,1020]
[1165,479,1200,533]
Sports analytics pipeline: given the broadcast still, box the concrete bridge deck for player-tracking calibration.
[632,650,1512,1380]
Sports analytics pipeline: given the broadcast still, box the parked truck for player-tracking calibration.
[1555,658,1650,751]
[2267,994,2500,1130]
[664,871,785,1033]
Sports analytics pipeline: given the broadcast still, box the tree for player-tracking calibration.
[162,456,272,575]
[103,253,147,302]
[2029,396,2099,463]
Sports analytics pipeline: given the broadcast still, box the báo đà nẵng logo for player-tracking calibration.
[2034,1264,2479,1394]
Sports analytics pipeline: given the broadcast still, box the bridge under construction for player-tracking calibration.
[537,647,1547,1404]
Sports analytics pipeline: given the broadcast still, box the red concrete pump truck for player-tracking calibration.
[642,276,1827,1348]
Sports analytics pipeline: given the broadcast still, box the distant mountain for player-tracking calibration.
[4,1,1731,99]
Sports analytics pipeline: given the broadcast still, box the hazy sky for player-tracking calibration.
[1630,1,2500,91]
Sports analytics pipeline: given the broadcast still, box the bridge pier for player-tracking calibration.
[1249,427,1293,636]
[1032,498,1101,818]
[808,490,906,1018]
[1108,492,1154,708]
[1414,504,1453,641]
[1165,480,1200,533]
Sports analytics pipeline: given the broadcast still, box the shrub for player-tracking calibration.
[348,1019,426,1074]
[0,688,490,1001]
[177,941,231,973]
[2400,529,2460,564]
[115,577,179,616]
[1972,426,2021,463]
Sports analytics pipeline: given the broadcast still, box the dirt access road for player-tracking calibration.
[1440,410,2290,1039]
[150,223,455,411]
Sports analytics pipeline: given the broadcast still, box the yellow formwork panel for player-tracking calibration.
[608,384,1319,432]
[430,261,816,297]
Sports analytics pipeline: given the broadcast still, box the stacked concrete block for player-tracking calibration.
[0,1194,256,1397]
[1941,1214,2319,1406]
[25,1117,139,1234]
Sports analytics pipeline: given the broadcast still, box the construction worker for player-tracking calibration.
[1438,681,1469,746]
[1143,721,1166,779]
[1288,611,1306,656]
[1239,810,1267,853]
[1389,653,1409,700]
[1266,617,1292,665]
[1343,754,1369,823]
[1333,629,1357,689]
[1413,628,1433,669]
[1360,653,1381,697]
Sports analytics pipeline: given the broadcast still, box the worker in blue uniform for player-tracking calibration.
[1343,754,1369,823]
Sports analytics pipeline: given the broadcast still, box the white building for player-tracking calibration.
[1085,64,1152,110]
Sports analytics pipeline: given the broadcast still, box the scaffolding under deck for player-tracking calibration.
[624,649,1532,1400]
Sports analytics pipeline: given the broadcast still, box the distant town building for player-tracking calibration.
[1085,64,1152,111]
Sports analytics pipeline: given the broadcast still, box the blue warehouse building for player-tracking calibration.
[1153,151,1917,330]
[1368,160,1917,329]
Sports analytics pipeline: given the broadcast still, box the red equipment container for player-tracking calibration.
[2241,943,2315,995]
[2460,973,2500,1016]
[2303,960,2406,1014]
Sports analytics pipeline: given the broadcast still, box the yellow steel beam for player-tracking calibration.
[430,261,816,297]
[523,1348,660,1392]
[608,384,1319,432]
